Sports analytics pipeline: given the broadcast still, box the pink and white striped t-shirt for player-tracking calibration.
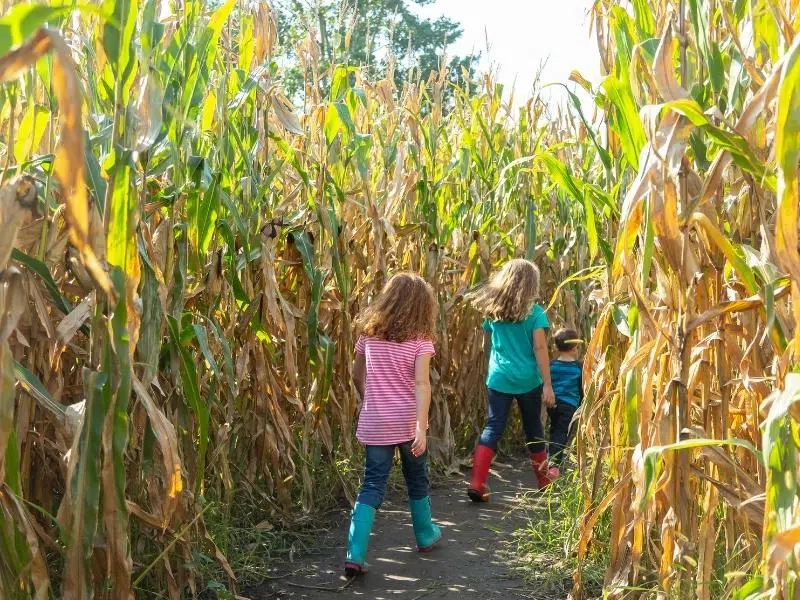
[354,336,435,445]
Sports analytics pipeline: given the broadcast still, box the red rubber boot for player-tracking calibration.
[467,444,495,502]
[531,450,555,489]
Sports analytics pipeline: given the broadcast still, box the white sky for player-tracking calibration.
[414,0,602,106]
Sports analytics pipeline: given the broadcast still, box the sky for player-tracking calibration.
[414,0,602,106]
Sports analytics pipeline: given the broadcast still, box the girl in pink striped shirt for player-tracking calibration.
[344,273,441,576]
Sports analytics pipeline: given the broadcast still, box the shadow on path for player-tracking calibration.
[252,458,550,599]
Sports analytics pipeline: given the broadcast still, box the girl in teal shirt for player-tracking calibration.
[467,259,556,501]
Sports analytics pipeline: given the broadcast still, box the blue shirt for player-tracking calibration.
[482,304,549,394]
[550,359,583,407]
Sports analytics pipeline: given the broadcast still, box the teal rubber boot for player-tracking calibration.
[409,496,441,552]
[344,502,376,576]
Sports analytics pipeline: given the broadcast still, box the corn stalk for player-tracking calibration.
[576,0,800,597]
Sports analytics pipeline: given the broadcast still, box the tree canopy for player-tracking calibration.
[276,0,478,97]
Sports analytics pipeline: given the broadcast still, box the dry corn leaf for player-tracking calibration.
[0,30,112,295]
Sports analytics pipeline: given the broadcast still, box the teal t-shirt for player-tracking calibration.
[482,304,549,394]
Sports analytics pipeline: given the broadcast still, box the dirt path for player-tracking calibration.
[252,457,549,600]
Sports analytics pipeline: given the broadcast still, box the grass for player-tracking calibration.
[508,462,607,600]
[191,451,362,597]
[508,459,763,600]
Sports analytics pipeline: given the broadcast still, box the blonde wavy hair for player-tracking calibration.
[470,259,540,322]
[355,273,437,342]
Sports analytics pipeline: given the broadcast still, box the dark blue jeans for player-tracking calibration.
[548,401,578,466]
[478,386,546,454]
[356,442,429,509]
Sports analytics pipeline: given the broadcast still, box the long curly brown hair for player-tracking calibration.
[355,273,437,342]
[470,258,539,322]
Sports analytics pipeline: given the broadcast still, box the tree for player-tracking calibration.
[276,0,478,99]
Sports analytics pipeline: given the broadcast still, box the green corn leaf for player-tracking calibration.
[0,4,71,56]
[666,99,776,190]
[207,316,237,400]
[238,15,254,72]
[582,191,599,262]
[603,74,646,170]
[624,370,639,446]
[136,246,163,385]
[14,104,48,165]
[102,0,138,105]
[331,65,357,101]
[325,101,355,146]
[103,268,133,595]
[0,343,15,485]
[554,83,612,170]
[216,220,249,305]
[167,316,209,497]
[732,576,766,600]
[774,31,800,344]
[612,303,632,338]
[631,0,655,39]
[11,249,72,316]
[687,0,725,94]
[4,430,21,496]
[13,362,66,421]
[292,232,323,360]
[227,63,269,111]
[546,266,606,311]
[187,173,219,256]
[317,334,336,407]
[609,6,636,68]
[140,0,164,63]
[64,368,109,596]
[192,324,221,381]
[105,151,136,271]
[762,391,799,560]
[538,153,583,202]
[84,132,107,212]
[204,0,235,71]
[640,436,763,511]
[641,198,655,288]
[191,0,235,105]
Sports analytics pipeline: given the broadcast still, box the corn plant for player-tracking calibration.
[575,0,800,598]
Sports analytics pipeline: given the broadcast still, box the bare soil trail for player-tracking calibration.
[252,458,562,600]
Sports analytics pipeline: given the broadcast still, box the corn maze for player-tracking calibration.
[0,0,799,598]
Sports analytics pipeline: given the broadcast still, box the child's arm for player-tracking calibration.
[533,328,556,408]
[483,331,491,368]
[352,352,366,401]
[411,354,432,457]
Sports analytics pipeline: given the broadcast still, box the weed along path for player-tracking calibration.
[253,458,550,600]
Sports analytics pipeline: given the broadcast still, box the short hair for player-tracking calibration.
[554,328,581,352]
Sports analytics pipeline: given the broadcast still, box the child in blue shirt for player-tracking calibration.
[548,328,583,478]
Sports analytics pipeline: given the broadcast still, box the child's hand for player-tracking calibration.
[543,384,556,409]
[411,428,427,457]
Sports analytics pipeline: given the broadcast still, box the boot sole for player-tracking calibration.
[344,562,367,577]
[467,488,489,503]
[417,532,442,553]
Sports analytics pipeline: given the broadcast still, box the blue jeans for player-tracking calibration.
[548,401,578,465]
[356,442,429,509]
[478,386,546,454]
